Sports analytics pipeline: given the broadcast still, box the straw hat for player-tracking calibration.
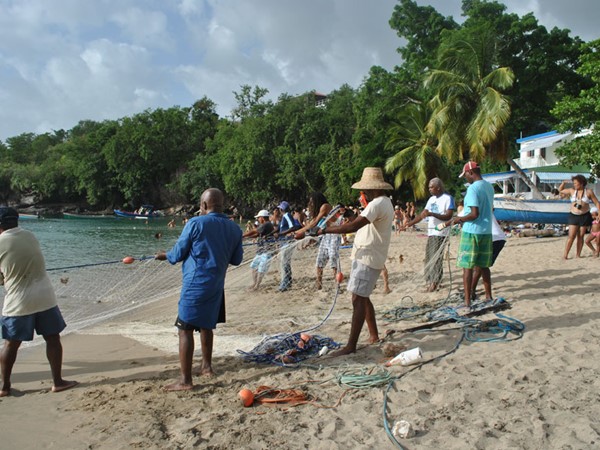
[351,167,393,190]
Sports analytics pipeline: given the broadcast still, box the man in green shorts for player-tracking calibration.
[450,162,495,307]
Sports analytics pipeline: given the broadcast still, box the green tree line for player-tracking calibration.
[0,1,596,213]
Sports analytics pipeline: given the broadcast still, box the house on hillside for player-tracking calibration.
[314,91,328,108]
[482,129,598,197]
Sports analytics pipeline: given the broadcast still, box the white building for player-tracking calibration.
[483,129,597,197]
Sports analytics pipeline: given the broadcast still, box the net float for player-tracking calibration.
[336,272,344,283]
[238,388,254,407]
[122,256,135,264]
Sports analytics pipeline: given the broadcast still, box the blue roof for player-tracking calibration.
[516,130,558,144]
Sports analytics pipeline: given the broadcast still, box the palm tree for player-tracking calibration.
[385,103,448,199]
[425,28,543,198]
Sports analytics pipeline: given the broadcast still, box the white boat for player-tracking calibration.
[19,213,40,220]
[493,197,570,224]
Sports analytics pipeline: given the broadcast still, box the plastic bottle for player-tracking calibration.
[435,223,447,231]
[385,347,422,366]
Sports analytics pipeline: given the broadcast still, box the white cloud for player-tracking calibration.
[0,0,597,140]
[110,7,173,50]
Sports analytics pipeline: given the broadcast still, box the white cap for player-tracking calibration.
[254,209,270,218]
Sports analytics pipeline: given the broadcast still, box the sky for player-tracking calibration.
[0,0,598,141]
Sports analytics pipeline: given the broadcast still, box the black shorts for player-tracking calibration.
[568,212,592,227]
[491,240,506,266]
[174,316,202,331]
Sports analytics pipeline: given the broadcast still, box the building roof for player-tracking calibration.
[516,130,558,144]
[518,131,571,152]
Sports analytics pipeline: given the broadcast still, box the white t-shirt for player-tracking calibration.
[425,193,455,237]
[491,215,506,242]
[0,227,57,317]
[351,195,394,270]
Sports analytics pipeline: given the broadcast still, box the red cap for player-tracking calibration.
[459,161,479,178]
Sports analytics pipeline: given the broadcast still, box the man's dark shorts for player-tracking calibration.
[2,306,66,341]
[174,316,204,332]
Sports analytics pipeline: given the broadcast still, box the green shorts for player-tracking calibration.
[457,232,492,269]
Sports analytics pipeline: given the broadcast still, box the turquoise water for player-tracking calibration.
[19,217,186,270]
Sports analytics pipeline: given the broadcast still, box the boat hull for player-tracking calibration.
[114,209,159,219]
[493,198,570,224]
[19,213,39,220]
[63,212,113,219]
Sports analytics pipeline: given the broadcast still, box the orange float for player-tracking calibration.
[335,272,344,283]
[238,388,254,407]
[122,256,135,264]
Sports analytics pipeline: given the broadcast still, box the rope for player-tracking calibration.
[463,313,525,342]
[47,255,155,272]
[253,385,313,406]
[337,367,394,389]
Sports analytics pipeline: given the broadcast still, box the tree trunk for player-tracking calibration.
[506,158,544,200]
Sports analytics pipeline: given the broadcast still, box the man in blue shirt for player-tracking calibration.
[450,162,495,307]
[156,188,243,391]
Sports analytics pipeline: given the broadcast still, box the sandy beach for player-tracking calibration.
[1,231,600,449]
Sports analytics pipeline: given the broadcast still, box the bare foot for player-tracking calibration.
[0,383,10,397]
[368,336,381,345]
[199,364,215,378]
[51,380,78,393]
[383,287,391,294]
[316,282,322,290]
[163,382,194,392]
[329,346,356,357]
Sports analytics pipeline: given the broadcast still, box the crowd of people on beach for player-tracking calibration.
[2,164,600,396]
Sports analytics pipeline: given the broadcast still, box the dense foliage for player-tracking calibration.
[0,1,593,211]
[552,39,600,179]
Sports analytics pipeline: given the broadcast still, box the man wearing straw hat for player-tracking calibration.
[316,167,394,356]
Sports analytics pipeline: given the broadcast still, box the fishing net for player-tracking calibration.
[0,222,467,353]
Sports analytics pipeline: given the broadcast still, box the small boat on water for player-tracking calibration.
[19,213,40,220]
[63,212,113,219]
[493,197,570,224]
[114,205,161,219]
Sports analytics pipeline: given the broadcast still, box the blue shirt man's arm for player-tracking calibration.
[230,232,243,266]
[166,221,195,264]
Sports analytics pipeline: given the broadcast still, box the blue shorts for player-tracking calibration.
[2,306,66,341]
[250,253,272,274]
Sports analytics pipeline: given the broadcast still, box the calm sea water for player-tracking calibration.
[19,217,187,270]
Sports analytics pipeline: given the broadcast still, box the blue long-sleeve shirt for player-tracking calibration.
[167,212,243,328]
